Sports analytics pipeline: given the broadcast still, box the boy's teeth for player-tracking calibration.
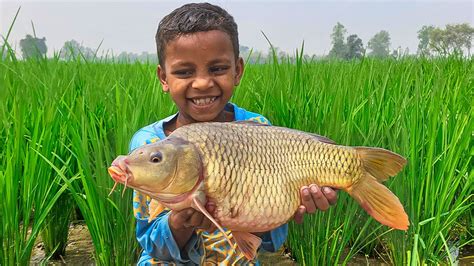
[192,97,217,106]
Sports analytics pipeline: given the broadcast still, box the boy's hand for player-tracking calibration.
[293,184,338,224]
[169,202,217,232]
[168,202,217,249]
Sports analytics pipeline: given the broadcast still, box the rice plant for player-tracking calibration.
[1,36,471,265]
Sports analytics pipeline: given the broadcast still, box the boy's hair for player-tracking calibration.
[156,2,239,66]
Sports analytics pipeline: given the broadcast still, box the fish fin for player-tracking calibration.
[232,231,262,261]
[355,147,407,181]
[148,200,165,223]
[233,120,269,126]
[349,147,408,230]
[348,173,409,230]
[192,198,233,248]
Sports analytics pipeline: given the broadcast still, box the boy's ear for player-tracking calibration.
[157,65,169,92]
[234,57,244,86]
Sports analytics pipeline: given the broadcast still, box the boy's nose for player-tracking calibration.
[192,75,214,90]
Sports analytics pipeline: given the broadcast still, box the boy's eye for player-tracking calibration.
[172,69,193,77]
[210,66,230,74]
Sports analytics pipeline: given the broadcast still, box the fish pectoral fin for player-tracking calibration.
[232,231,262,261]
[192,198,233,248]
[148,199,165,223]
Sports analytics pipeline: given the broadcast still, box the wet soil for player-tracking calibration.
[31,223,473,265]
[31,223,94,265]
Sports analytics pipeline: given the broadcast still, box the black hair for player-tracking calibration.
[156,2,239,66]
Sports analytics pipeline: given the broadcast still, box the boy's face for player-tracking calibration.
[157,30,244,123]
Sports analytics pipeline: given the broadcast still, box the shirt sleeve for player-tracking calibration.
[130,129,204,263]
[135,209,204,263]
[259,224,288,252]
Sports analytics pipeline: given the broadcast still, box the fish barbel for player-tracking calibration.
[108,121,409,260]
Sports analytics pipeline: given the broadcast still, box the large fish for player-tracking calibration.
[108,121,409,260]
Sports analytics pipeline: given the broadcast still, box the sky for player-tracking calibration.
[1,0,473,57]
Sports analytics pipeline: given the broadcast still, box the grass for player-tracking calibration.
[1,41,472,265]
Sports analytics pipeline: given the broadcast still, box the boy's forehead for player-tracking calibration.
[164,30,235,62]
[170,30,232,48]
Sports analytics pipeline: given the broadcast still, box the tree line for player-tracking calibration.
[328,22,473,60]
[11,22,474,62]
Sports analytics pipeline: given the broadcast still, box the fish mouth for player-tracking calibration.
[108,165,129,183]
[108,156,134,196]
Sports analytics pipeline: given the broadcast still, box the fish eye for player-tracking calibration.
[150,152,163,163]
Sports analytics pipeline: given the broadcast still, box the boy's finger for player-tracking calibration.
[198,217,212,230]
[188,212,204,228]
[293,206,306,224]
[309,184,329,211]
[322,187,338,205]
[300,186,317,213]
[169,209,195,229]
[205,201,216,213]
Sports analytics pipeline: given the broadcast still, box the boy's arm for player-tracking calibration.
[134,205,203,263]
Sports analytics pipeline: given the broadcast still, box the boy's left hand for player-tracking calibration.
[293,184,338,224]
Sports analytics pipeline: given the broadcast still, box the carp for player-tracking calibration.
[108,121,409,260]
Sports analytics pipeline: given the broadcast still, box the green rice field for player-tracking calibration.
[1,47,472,264]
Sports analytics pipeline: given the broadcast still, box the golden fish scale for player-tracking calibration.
[172,123,363,232]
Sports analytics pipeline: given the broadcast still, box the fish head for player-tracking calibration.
[108,137,202,202]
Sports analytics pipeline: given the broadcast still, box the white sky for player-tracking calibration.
[1,0,473,57]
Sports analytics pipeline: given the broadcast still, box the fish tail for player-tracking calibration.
[347,147,409,230]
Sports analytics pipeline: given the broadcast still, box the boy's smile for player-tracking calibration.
[158,30,244,127]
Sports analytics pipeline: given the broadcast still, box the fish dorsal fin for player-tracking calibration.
[148,199,166,223]
[308,132,336,144]
[232,231,262,261]
[233,120,270,126]
[234,120,336,144]
[192,198,233,248]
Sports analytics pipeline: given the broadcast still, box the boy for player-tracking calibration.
[129,3,337,265]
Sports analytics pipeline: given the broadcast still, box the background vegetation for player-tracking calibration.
[1,11,472,265]
[1,46,472,264]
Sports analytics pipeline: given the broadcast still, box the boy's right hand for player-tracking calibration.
[168,203,217,249]
[168,202,217,232]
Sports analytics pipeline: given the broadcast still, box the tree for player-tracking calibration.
[266,46,287,62]
[19,34,47,59]
[367,30,391,58]
[60,40,98,60]
[418,23,474,57]
[429,27,449,56]
[445,23,474,56]
[345,34,364,59]
[417,25,435,56]
[329,22,347,59]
